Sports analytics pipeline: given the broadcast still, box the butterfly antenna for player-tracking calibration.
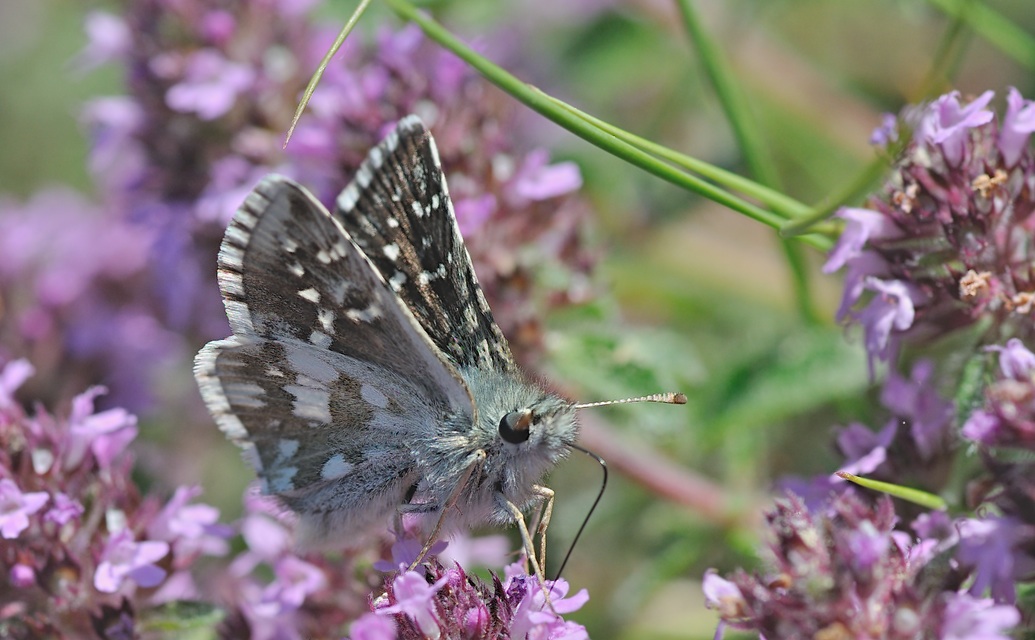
[573,391,687,410]
[552,444,607,581]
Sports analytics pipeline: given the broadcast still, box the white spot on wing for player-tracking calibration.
[317,307,335,334]
[309,330,332,348]
[383,243,400,261]
[288,261,305,277]
[389,271,407,291]
[387,217,399,228]
[321,454,354,480]
[284,384,332,423]
[298,287,320,303]
[337,185,359,212]
[360,384,389,408]
[411,201,423,218]
[346,306,382,322]
[277,438,299,460]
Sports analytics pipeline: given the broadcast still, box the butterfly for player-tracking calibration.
[194,116,582,575]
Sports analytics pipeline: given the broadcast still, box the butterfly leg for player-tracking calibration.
[499,494,557,613]
[406,449,487,570]
[531,484,555,575]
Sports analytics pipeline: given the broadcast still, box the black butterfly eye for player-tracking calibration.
[499,410,532,444]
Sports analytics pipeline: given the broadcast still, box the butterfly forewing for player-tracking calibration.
[333,116,514,373]
[194,176,474,513]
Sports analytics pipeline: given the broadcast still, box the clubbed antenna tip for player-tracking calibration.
[573,392,687,410]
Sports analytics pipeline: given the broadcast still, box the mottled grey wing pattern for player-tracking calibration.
[194,176,474,530]
[333,116,515,373]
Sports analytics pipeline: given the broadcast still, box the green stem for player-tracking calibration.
[674,0,817,322]
[385,0,833,250]
[284,0,373,147]
[924,0,1035,71]
[780,156,889,237]
[837,472,948,511]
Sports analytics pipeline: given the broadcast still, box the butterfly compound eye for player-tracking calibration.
[499,410,532,444]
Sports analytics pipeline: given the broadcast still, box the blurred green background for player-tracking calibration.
[3,0,1034,638]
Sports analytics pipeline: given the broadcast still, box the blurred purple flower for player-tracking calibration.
[507,149,583,204]
[74,11,131,71]
[65,387,138,470]
[0,479,48,539]
[93,529,170,593]
[957,517,1027,603]
[9,563,35,588]
[147,485,230,560]
[165,48,256,120]
[349,612,398,640]
[870,112,899,147]
[834,420,895,476]
[998,87,1035,167]
[45,492,84,526]
[881,360,953,459]
[962,410,1000,445]
[0,358,33,413]
[988,338,1035,381]
[939,592,1020,640]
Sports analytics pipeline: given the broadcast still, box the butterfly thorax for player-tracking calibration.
[413,367,578,526]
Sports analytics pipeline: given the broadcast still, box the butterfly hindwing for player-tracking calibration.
[333,116,514,373]
[194,336,427,540]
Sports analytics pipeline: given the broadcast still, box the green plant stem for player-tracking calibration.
[385,0,833,250]
[674,0,818,323]
[837,472,948,511]
[924,0,1035,71]
[284,0,373,147]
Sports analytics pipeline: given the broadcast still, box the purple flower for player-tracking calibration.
[962,409,1000,444]
[998,87,1035,167]
[823,208,903,274]
[65,387,138,469]
[988,338,1035,380]
[847,520,889,572]
[147,485,229,560]
[266,556,327,609]
[373,530,448,572]
[75,11,131,71]
[917,90,994,166]
[880,360,954,459]
[939,592,1020,639]
[9,563,35,588]
[349,612,398,640]
[45,492,85,525]
[702,570,746,620]
[957,517,1026,603]
[0,358,33,414]
[378,570,449,638]
[94,529,170,593]
[507,149,583,204]
[439,533,511,570]
[165,49,256,120]
[0,479,49,539]
[855,278,921,372]
[870,112,899,147]
[834,420,896,476]
[505,565,589,640]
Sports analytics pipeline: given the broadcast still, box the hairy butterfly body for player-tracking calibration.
[194,116,577,557]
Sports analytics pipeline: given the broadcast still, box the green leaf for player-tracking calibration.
[138,601,225,640]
